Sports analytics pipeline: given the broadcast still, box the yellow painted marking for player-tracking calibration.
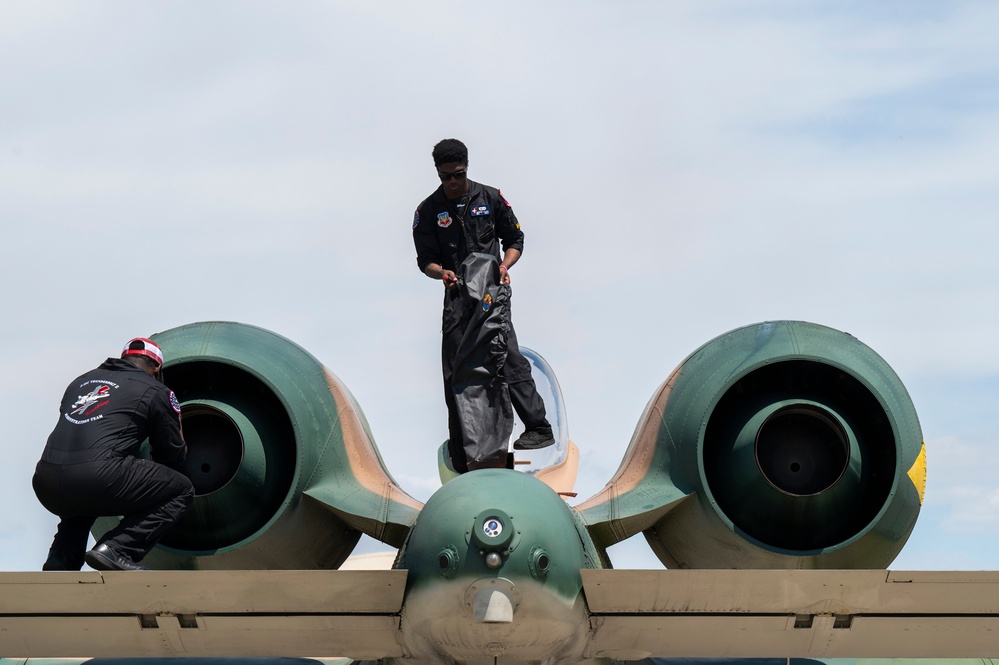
[907,442,927,505]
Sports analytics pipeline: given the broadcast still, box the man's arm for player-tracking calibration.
[494,189,525,285]
[499,248,521,285]
[148,387,187,469]
[414,206,459,288]
[413,206,443,274]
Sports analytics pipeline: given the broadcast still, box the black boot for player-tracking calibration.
[514,427,555,450]
[85,543,149,571]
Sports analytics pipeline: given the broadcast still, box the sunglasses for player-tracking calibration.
[438,169,468,181]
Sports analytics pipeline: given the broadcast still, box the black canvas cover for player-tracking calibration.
[452,252,513,469]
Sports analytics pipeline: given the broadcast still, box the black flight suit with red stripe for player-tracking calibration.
[33,358,194,570]
[413,180,550,472]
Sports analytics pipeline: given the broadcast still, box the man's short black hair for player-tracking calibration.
[123,353,159,373]
[433,139,468,166]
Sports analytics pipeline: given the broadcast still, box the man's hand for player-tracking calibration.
[499,264,511,285]
[425,263,459,289]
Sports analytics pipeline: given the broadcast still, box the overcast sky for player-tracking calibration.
[2,1,998,572]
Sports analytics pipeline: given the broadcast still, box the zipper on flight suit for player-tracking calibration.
[447,190,477,258]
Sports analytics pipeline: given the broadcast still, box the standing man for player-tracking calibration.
[33,337,194,571]
[413,138,554,472]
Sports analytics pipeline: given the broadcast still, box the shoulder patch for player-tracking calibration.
[169,390,182,414]
[498,189,512,208]
[412,209,420,229]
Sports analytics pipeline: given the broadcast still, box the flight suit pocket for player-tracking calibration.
[476,222,495,244]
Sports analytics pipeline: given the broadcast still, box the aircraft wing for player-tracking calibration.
[4,569,999,659]
[582,569,999,659]
[0,570,407,658]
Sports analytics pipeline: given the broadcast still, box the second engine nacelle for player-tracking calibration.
[578,321,925,569]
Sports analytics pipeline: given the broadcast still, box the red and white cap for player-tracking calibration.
[121,337,164,367]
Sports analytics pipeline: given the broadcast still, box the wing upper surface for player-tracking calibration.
[0,571,407,658]
[582,570,999,659]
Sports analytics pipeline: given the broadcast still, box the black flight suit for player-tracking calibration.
[413,180,550,472]
[33,358,194,570]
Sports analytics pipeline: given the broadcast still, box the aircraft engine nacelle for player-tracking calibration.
[93,321,421,570]
[578,321,925,569]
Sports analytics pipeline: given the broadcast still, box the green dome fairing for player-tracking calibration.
[399,469,592,599]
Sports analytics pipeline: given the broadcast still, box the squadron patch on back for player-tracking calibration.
[65,379,118,425]
[70,385,111,418]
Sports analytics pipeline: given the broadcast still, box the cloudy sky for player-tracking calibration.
[2,1,998,571]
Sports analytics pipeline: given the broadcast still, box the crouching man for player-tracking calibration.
[33,337,194,571]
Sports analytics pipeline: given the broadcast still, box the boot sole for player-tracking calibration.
[514,438,556,450]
